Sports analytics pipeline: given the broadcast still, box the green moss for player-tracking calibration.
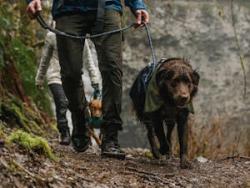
[0,99,45,135]
[8,38,52,115]
[144,151,153,159]
[0,122,6,139]
[7,130,58,161]
[50,121,59,133]
[0,2,52,115]
[0,39,4,70]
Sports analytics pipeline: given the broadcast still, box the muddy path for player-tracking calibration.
[0,140,250,188]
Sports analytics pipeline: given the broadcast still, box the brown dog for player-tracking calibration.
[131,58,199,168]
[89,99,102,119]
[88,99,102,145]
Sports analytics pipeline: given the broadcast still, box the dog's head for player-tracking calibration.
[89,99,102,118]
[156,58,200,107]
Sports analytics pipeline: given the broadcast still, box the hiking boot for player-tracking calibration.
[71,122,90,152]
[71,111,91,152]
[101,141,125,160]
[72,134,90,152]
[101,126,125,159]
[59,129,71,145]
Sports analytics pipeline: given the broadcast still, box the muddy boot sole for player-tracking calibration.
[101,151,126,160]
[59,135,71,146]
[72,137,91,152]
[60,140,71,146]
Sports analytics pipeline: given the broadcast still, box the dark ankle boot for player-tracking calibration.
[101,127,125,159]
[71,111,90,152]
[59,128,71,145]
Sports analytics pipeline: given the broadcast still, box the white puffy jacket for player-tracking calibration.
[35,31,100,86]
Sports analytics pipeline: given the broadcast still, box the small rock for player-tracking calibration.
[47,177,54,183]
[126,154,134,159]
[196,156,208,163]
[15,153,26,164]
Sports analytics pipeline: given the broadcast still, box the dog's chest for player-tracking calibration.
[160,105,177,123]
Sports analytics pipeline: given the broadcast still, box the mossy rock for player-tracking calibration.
[7,130,58,161]
[144,150,153,159]
[0,98,45,135]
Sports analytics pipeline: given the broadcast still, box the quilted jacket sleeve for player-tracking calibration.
[35,32,54,86]
[84,39,100,87]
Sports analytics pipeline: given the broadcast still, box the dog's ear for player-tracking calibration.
[156,70,174,89]
[157,70,175,104]
[192,70,200,86]
[156,70,174,84]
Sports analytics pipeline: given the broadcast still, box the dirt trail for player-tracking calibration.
[0,140,250,188]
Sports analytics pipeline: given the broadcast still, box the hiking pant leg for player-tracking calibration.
[93,10,123,131]
[56,14,87,114]
[55,14,96,135]
[48,83,69,132]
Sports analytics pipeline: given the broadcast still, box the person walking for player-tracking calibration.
[27,0,149,159]
[36,30,100,145]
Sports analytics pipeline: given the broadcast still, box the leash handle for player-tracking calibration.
[35,13,157,68]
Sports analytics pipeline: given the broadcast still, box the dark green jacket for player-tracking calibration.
[145,64,194,114]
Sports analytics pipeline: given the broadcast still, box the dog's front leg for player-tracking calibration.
[177,109,192,169]
[145,122,160,159]
[153,118,168,156]
[165,121,175,159]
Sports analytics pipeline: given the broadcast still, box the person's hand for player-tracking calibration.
[135,9,149,27]
[26,0,42,19]
[92,84,101,99]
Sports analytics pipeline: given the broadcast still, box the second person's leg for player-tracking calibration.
[49,83,70,145]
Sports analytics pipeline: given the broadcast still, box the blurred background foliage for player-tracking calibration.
[0,0,52,115]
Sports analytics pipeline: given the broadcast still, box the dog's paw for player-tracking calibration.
[151,148,161,159]
[180,156,193,169]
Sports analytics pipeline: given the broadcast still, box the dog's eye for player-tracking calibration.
[171,82,177,88]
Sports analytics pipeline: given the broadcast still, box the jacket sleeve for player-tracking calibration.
[35,33,54,85]
[125,0,146,12]
[84,40,100,86]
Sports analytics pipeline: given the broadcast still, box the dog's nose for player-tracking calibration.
[180,96,188,104]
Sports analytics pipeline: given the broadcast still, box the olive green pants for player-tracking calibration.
[55,10,123,130]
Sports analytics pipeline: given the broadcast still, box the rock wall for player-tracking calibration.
[120,0,250,156]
